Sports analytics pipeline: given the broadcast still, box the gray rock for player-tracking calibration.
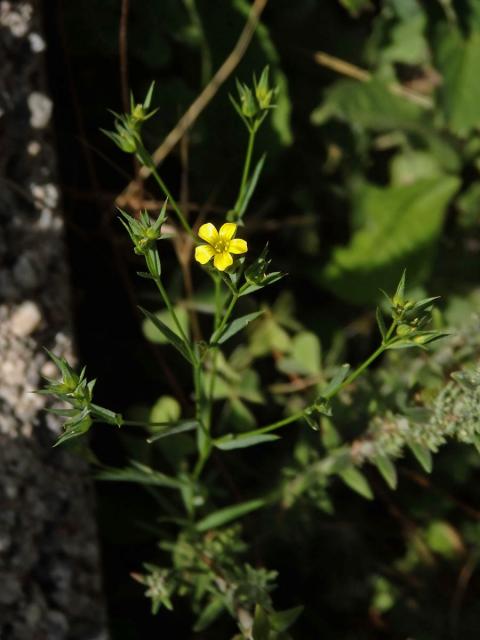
[0,1,108,638]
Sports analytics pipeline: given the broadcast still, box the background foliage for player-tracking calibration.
[46,0,480,637]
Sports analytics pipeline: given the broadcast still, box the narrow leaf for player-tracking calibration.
[212,310,264,345]
[214,434,280,450]
[252,604,271,640]
[147,420,198,443]
[338,466,373,500]
[270,605,304,632]
[376,307,387,342]
[322,363,351,397]
[375,454,398,489]
[196,498,266,532]
[139,306,193,363]
[408,441,433,473]
[96,461,183,490]
[237,154,267,218]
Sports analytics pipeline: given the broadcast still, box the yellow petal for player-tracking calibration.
[214,251,233,271]
[219,222,237,242]
[228,238,247,254]
[198,223,219,245]
[195,244,215,264]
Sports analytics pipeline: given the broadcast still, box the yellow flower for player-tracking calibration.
[195,222,248,271]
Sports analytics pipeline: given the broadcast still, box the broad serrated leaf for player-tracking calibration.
[322,177,460,305]
[338,466,373,500]
[196,498,266,532]
[212,310,264,345]
[435,24,480,136]
[312,77,423,131]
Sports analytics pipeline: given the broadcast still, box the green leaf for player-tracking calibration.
[140,306,193,362]
[252,605,271,640]
[435,25,480,136]
[96,461,184,490]
[376,307,387,342]
[291,331,322,376]
[338,0,373,17]
[408,441,433,473]
[54,408,92,446]
[212,310,264,345]
[270,605,304,632]
[214,433,280,450]
[196,498,266,532]
[375,455,398,489]
[150,396,180,424]
[236,153,266,217]
[193,597,225,632]
[146,420,198,443]
[322,363,351,398]
[312,77,423,131]
[322,177,460,304]
[141,305,189,344]
[338,466,373,500]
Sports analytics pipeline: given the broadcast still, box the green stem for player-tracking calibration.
[235,126,256,214]
[324,344,387,401]
[207,276,223,428]
[233,329,397,440]
[136,143,193,236]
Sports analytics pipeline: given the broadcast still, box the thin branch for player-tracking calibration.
[313,50,433,109]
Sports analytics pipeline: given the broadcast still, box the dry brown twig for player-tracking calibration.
[116,0,269,209]
[313,50,434,109]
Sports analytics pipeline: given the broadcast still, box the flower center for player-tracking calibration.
[214,240,229,253]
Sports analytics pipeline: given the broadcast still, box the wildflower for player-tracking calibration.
[195,222,247,271]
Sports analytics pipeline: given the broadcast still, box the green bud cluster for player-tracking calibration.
[39,350,122,445]
[118,203,168,279]
[102,82,157,154]
[231,66,277,132]
[377,270,449,351]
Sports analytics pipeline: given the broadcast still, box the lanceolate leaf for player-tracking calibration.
[338,466,374,500]
[212,310,264,345]
[375,454,398,489]
[196,498,267,532]
[408,441,433,473]
[139,306,193,363]
[147,420,198,443]
[214,433,280,450]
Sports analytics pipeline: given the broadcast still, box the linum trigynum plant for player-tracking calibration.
[42,71,448,637]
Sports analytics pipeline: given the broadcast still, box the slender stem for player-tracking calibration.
[207,276,223,428]
[324,344,386,401]
[233,331,397,440]
[235,126,256,213]
[136,143,194,236]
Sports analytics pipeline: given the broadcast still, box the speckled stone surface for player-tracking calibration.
[0,2,108,638]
